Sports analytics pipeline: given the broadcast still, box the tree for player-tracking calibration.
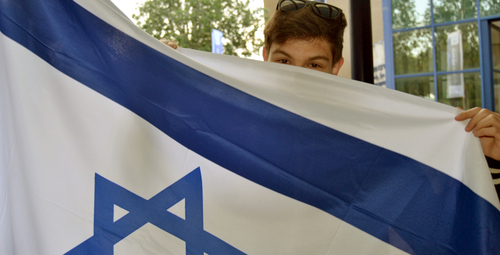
[391,0,418,30]
[133,0,265,57]
[480,0,500,17]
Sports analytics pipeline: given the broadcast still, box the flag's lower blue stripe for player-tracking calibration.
[1,0,499,253]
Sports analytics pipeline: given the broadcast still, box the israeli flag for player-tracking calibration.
[1,0,499,254]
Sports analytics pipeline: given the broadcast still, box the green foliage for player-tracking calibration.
[480,0,500,17]
[391,0,418,30]
[393,28,433,75]
[433,0,477,23]
[392,0,433,30]
[133,0,265,57]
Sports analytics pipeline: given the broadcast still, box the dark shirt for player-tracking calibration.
[486,157,500,199]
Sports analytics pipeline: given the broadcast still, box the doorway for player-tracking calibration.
[491,20,500,112]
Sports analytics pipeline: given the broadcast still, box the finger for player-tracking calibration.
[160,39,178,49]
[167,41,178,49]
[473,126,500,138]
[473,113,500,131]
[472,111,500,129]
[159,38,169,44]
[464,108,495,132]
[455,107,480,121]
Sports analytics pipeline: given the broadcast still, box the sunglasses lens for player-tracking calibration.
[280,0,306,12]
[314,4,340,19]
[278,0,341,19]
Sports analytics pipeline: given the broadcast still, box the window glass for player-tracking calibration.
[437,72,481,109]
[480,0,500,17]
[392,0,431,30]
[492,22,500,71]
[393,28,433,75]
[434,22,480,72]
[395,76,435,99]
[433,0,477,24]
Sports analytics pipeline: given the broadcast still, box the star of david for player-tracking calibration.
[65,167,245,255]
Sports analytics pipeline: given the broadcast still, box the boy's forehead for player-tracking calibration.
[271,38,333,58]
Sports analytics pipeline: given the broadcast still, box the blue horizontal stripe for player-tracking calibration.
[1,0,499,254]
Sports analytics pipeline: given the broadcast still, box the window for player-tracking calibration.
[393,28,433,75]
[384,0,500,110]
[434,22,479,72]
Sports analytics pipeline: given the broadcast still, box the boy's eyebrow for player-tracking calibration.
[307,55,331,62]
[272,50,331,62]
[271,49,294,59]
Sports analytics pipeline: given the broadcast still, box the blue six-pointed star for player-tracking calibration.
[66,167,245,255]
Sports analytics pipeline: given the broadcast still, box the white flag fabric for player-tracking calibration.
[1,0,500,254]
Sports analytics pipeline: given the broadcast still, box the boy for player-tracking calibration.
[262,0,346,75]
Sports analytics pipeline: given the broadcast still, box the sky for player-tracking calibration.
[111,0,146,20]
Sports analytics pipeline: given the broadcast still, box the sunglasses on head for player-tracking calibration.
[277,0,342,20]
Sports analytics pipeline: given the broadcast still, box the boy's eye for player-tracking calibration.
[278,59,291,64]
[310,63,320,68]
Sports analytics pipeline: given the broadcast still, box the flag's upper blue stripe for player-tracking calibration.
[1,0,499,254]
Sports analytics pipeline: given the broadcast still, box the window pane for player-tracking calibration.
[493,23,500,71]
[435,22,480,72]
[437,72,481,109]
[395,76,435,99]
[433,0,477,24]
[392,0,431,30]
[480,0,500,17]
[495,72,500,113]
[393,28,433,75]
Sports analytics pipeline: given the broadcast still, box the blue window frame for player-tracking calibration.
[383,0,500,111]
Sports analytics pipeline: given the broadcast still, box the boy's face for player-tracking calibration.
[263,38,343,75]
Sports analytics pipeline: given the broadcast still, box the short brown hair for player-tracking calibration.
[264,6,347,65]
